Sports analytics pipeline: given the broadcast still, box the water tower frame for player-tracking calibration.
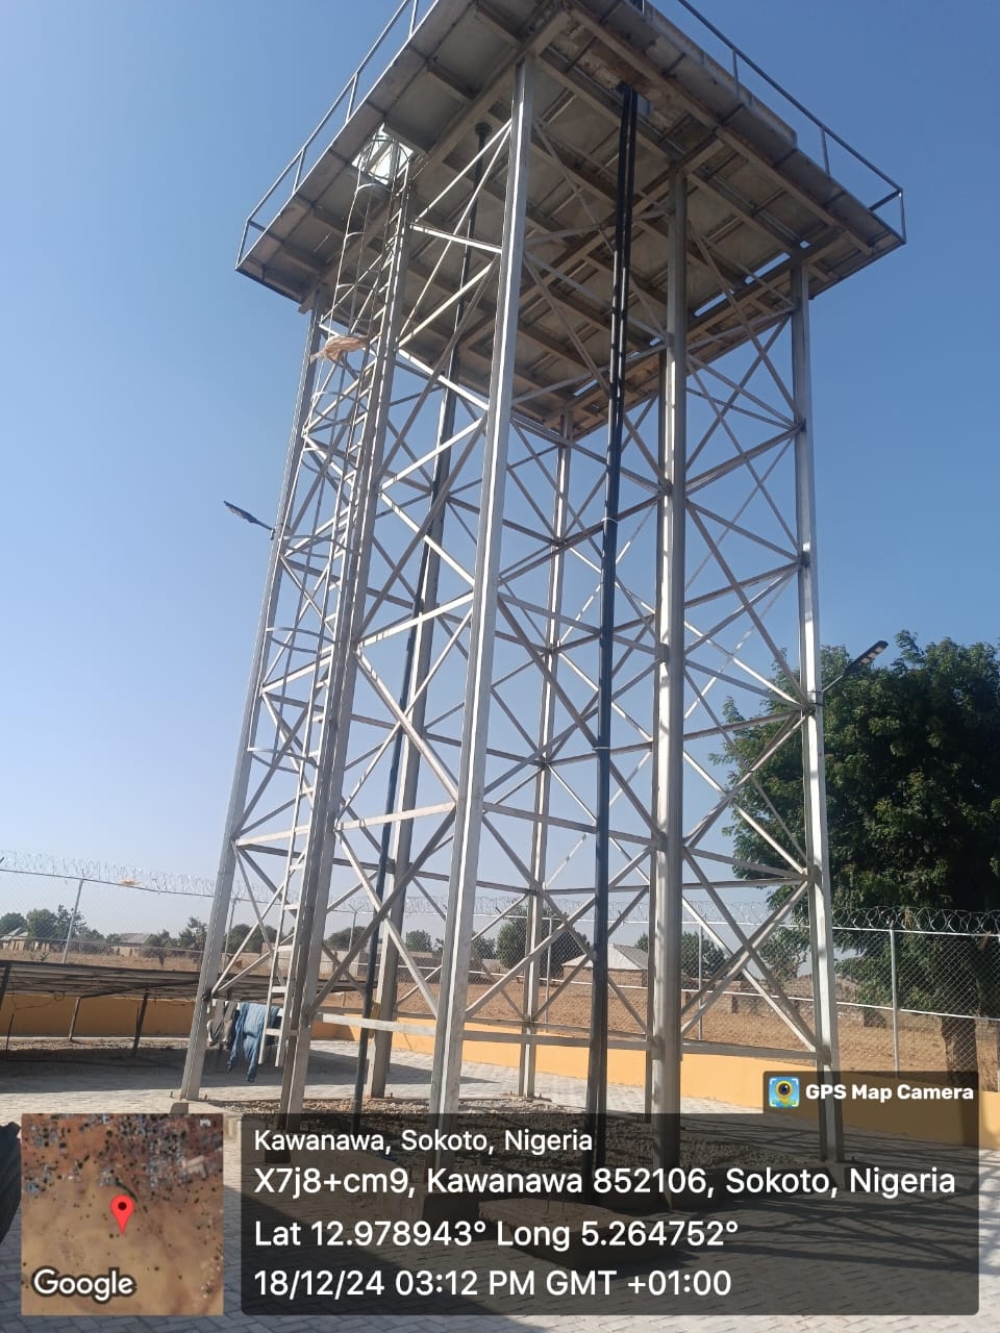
[180,0,903,1163]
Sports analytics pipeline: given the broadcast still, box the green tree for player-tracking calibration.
[0,912,26,936]
[720,633,1000,1071]
[635,931,726,978]
[177,917,207,951]
[496,905,590,976]
[754,928,809,983]
[226,923,277,955]
[54,904,82,938]
[496,908,527,969]
[143,929,175,966]
[404,929,433,954]
[325,927,355,950]
[25,908,61,941]
[680,931,726,979]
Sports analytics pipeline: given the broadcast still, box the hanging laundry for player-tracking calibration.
[227,1003,280,1083]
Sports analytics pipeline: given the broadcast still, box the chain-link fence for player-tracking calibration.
[5,853,1000,1083]
[680,909,1000,1088]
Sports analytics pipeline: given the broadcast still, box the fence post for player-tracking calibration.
[61,877,86,963]
[132,989,150,1056]
[888,927,900,1073]
[697,925,703,1040]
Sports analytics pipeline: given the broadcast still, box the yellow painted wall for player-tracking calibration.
[340,1017,1000,1150]
[5,993,997,1148]
[1,993,193,1038]
[0,993,351,1041]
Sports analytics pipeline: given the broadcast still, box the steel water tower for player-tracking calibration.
[181,0,903,1162]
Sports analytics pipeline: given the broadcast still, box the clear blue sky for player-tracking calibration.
[2,1,997,933]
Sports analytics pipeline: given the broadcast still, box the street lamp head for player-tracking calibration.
[847,640,888,675]
[823,639,889,701]
[223,500,275,538]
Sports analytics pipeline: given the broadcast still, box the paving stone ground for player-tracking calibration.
[1,1041,996,1330]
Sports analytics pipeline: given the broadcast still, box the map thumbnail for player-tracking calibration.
[21,1112,224,1315]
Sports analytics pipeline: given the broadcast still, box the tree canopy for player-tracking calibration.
[636,931,726,978]
[404,929,434,955]
[496,904,590,975]
[720,632,1000,1069]
[176,917,207,951]
[722,633,1000,917]
[25,908,62,941]
[225,923,276,955]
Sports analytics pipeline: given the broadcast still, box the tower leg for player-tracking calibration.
[587,83,639,1159]
[651,173,687,1169]
[365,385,456,1100]
[278,167,413,1120]
[791,263,843,1161]
[518,421,572,1099]
[428,57,534,1119]
[366,124,491,1102]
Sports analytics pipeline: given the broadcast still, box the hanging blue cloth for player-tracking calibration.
[227,1003,280,1082]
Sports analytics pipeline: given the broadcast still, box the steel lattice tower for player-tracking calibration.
[181,0,903,1160]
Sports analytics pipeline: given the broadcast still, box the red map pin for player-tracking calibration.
[110,1195,134,1234]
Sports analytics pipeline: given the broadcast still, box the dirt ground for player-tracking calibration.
[0,946,253,973]
[323,977,1000,1087]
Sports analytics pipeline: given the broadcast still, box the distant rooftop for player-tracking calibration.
[569,942,648,970]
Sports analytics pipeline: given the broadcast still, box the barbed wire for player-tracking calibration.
[830,906,1000,934]
[5,851,999,937]
[0,850,217,899]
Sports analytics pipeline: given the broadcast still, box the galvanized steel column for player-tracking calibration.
[791,262,843,1161]
[279,165,413,1119]
[587,83,638,1159]
[519,417,572,1099]
[651,172,687,1169]
[428,57,534,1118]
[366,124,491,1103]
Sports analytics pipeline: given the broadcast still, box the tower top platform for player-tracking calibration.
[237,0,904,431]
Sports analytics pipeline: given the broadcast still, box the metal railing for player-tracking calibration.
[661,0,905,240]
[237,0,433,265]
[236,0,905,271]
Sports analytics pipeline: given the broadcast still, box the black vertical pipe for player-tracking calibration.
[351,124,490,1127]
[586,85,638,1170]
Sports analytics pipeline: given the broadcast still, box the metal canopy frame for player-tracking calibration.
[182,0,901,1158]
